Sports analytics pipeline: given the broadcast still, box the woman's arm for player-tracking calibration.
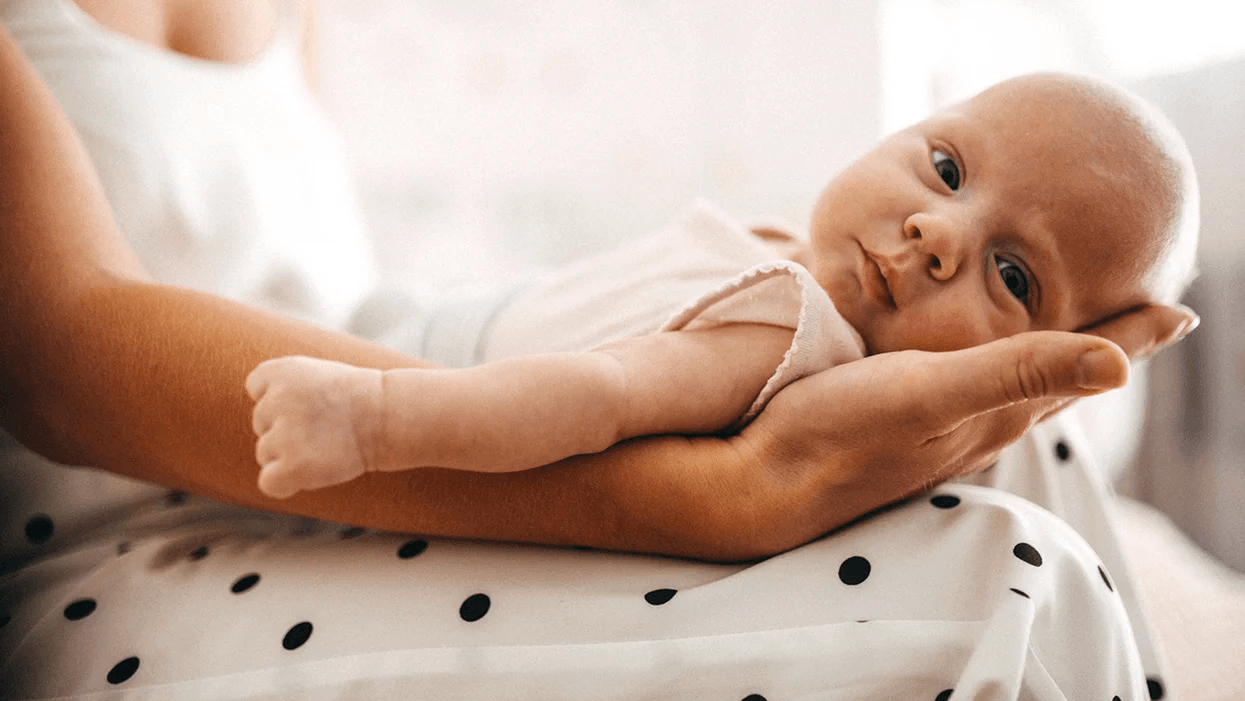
[0,24,1196,561]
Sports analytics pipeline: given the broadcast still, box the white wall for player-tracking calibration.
[317,0,881,301]
[1126,60,1245,572]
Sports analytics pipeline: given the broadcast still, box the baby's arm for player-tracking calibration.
[247,323,793,498]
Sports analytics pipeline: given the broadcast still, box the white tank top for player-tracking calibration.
[0,0,376,328]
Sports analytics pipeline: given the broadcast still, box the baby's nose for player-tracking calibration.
[904,216,964,282]
[905,227,955,281]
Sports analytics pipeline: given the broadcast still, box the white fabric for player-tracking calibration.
[660,260,865,428]
[0,479,1148,700]
[475,200,785,364]
[0,6,1170,695]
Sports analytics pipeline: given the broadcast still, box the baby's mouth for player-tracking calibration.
[860,246,896,309]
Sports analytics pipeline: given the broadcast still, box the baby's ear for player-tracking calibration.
[749,223,800,243]
[1083,303,1199,361]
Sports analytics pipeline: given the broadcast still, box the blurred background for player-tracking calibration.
[313,0,1245,572]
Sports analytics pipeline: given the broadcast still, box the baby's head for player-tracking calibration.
[801,72,1198,354]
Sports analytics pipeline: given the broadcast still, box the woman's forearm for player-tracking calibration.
[24,280,804,561]
[11,268,797,559]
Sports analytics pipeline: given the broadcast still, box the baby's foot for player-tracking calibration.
[245,356,384,499]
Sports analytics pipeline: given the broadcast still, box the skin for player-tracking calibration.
[0,3,1197,562]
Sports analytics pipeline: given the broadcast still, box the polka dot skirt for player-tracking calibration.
[0,417,1166,699]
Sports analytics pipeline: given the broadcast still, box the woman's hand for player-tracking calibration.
[725,303,1198,555]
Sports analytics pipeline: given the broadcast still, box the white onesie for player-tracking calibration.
[660,259,865,429]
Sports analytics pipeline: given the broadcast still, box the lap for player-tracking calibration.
[0,480,1146,700]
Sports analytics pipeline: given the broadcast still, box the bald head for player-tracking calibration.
[972,73,1199,305]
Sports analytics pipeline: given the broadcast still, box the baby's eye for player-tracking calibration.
[932,149,961,191]
[995,256,1031,303]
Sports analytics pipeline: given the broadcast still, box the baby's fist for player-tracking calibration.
[246,356,384,499]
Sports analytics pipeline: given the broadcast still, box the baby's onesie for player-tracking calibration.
[659,260,865,429]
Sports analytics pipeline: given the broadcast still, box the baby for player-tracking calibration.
[246,72,1198,500]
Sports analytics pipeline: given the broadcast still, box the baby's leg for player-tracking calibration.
[246,356,385,499]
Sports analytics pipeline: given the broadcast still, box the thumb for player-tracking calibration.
[919,330,1129,429]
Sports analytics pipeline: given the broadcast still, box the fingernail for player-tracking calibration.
[1077,348,1126,390]
[1176,313,1201,340]
[1157,315,1199,352]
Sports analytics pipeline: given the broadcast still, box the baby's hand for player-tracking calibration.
[245,356,385,499]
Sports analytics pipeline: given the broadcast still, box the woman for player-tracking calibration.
[0,0,1193,697]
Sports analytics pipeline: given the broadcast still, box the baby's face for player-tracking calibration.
[803,75,1173,354]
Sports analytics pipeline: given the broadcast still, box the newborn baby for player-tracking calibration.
[246,72,1198,499]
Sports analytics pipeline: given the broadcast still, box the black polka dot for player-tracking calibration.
[117,542,131,556]
[1147,676,1165,699]
[291,520,319,538]
[64,598,97,621]
[1055,441,1071,462]
[930,494,961,509]
[1113,696,1122,701]
[838,556,871,585]
[165,490,187,506]
[339,526,365,539]
[282,621,313,650]
[231,573,260,594]
[1012,542,1042,567]
[397,539,428,559]
[1009,588,1030,599]
[459,593,490,622]
[189,545,209,561]
[106,656,140,684]
[1099,565,1114,592]
[24,514,53,544]
[935,689,953,701]
[742,695,768,701]
[644,588,677,605]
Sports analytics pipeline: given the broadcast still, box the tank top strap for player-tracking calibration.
[270,0,304,51]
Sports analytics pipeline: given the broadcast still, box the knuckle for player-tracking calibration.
[1007,351,1051,403]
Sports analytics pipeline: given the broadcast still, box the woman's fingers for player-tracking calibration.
[884,303,1198,443]
[1082,302,1199,360]
[921,331,1130,431]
